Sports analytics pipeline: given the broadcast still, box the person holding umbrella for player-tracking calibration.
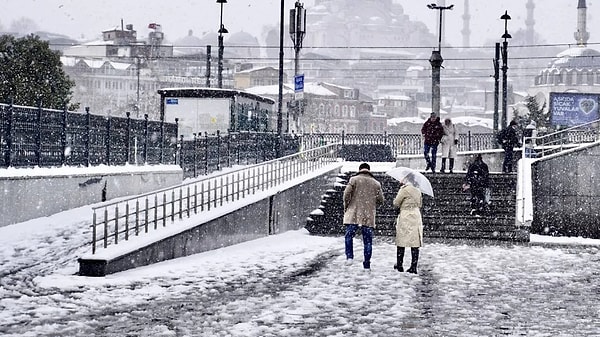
[392,173,424,274]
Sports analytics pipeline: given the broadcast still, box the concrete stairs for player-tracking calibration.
[305,171,529,242]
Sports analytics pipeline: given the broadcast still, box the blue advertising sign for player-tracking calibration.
[549,92,599,127]
[294,74,304,92]
[166,98,179,105]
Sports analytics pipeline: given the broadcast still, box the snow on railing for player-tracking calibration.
[89,144,340,254]
[523,119,600,159]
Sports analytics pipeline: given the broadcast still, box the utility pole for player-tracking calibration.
[276,0,285,157]
[289,1,306,133]
[501,10,511,129]
[493,42,500,134]
[217,0,228,88]
[205,45,212,87]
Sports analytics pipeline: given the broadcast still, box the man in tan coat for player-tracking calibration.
[343,163,385,270]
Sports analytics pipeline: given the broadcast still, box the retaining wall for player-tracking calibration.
[78,166,341,276]
[0,166,183,227]
[532,142,600,238]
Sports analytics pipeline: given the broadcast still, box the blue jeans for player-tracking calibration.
[424,143,438,171]
[345,224,373,268]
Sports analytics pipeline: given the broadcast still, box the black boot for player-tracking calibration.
[449,158,455,173]
[393,247,404,272]
[406,248,419,274]
[440,158,446,173]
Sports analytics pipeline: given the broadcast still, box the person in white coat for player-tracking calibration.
[392,174,423,274]
[523,120,538,158]
[440,118,458,173]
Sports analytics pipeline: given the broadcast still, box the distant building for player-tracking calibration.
[528,0,600,111]
[234,67,284,90]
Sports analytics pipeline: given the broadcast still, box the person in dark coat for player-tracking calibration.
[421,114,445,173]
[464,154,490,215]
[497,120,521,173]
[343,163,385,270]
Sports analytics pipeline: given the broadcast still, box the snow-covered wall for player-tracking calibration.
[532,143,600,238]
[0,166,183,228]
[78,167,340,276]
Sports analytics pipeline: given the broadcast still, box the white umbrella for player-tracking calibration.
[386,167,434,197]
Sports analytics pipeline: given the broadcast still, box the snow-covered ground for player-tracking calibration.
[1,163,599,336]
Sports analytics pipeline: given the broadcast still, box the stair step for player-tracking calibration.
[306,170,527,242]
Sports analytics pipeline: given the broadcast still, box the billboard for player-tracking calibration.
[549,92,600,127]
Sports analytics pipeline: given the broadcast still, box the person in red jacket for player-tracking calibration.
[420,114,445,173]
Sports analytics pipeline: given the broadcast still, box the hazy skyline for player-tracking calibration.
[1,0,598,48]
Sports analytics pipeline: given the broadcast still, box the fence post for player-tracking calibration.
[61,104,67,166]
[179,134,184,169]
[204,131,209,175]
[143,114,149,164]
[36,100,42,167]
[4,99,14,167]
[216,130,221,171]
[85,107,90,167]
[468,131,472,151]
[193,133,198,178]
[105,116,111,165]
[226,132,231,168]
[174,118,179,165]
[159,118,165,164]
[126,111,131,164]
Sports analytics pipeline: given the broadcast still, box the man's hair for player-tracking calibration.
[509,120,517,126]
[359,163,370,171]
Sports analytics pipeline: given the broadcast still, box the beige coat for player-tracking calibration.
[343,170,384,228]
[393,184,423,247]
[441,122,458,158]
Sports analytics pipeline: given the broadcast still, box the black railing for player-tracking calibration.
[2,103,515,177]
[0,103,177,168]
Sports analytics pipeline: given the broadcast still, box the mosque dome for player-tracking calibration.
[226,31,259,46]
[546,46,600,71]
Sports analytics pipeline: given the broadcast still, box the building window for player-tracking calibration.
[342,106,348,117]
[334,105,340,117]
[350,106,356,117]
[319,104,325,115]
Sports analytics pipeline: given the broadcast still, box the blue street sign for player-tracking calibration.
[166,98,179,105]
[294,74,304,92]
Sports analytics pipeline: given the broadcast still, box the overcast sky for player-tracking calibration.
[1,0,597,47]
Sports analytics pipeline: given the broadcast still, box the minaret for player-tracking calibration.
[461,0,471,47]
[574,0,590,46]
[525,0,535,45]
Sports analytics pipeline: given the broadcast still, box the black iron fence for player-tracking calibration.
[300,131,497,157]
[0,103,177,168]
[2,103,515,178]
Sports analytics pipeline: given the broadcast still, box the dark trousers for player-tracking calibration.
[502,148,513,173]
[424,143,438,171]
[345,224,373,268]
[470,187,486,212]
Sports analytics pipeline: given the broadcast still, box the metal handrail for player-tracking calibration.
[90,144,341,254]
[523,119,600,158]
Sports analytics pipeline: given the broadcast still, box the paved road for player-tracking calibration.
[1,220,599,337]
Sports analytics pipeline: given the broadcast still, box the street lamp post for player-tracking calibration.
[427,3,453,118]
[289,1,306,133]
[217,0,228,89]
[500,10,511,129]
[276,0,285,157]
